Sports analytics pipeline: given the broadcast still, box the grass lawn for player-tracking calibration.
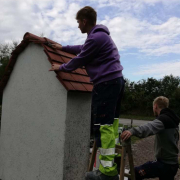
[131,136,141,144]
[120,114,154,121]
[119,123,142,144]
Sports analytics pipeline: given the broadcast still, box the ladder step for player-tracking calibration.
[115,148,122,154]
[89,139,136,180]
[124,173,131,178]
[115,144,122,149]
[115,144,122,154]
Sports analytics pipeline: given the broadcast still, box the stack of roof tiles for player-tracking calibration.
[0,33,93,94]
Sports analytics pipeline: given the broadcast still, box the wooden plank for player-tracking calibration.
[120,146,126,180]
[115,144,122,155]
[124,173,131,178]
[115,144,122,149]
[127,145,136,180]
[88,140,97,171]
[115,148,122,154]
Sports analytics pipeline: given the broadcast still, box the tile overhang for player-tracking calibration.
[0,32,93,94]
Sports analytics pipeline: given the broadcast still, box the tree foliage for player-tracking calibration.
[122,75,180,117]
[0,41,19,116]
[0,41,19,80]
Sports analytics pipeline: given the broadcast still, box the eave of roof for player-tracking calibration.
[0,32,93,94]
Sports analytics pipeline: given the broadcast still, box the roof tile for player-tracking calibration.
[82,76,90,83]
[60,80,76,91]
[61,56,71,63]
[57,72,74,81]
[56,50,76,59]
[70,82,87,91]
[0,32,92,93]
[82,69,88,75]
[73,68,86,75]
[46,51,64,63]
[82,84,93,91]
[71,74,86,82]
[43,45,76,59]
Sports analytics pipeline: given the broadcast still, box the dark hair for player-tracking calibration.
[76,6,97,25]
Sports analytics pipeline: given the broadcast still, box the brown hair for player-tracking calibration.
[76,6,97,25]
[153,96,169,109]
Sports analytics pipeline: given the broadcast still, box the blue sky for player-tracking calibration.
[1,0,180,82]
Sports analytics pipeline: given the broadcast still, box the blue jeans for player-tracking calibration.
[133,160,179,180]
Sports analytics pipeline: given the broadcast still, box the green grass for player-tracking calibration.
[119,123,142,144]
[131,136,141,144]
[120,114,154,121]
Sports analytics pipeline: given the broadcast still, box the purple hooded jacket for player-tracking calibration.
[60,24,123,85]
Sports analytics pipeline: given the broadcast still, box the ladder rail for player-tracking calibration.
[127,144,136,180]
[88,138,136,180]
[88,140,97,171]
[119,146,126,180]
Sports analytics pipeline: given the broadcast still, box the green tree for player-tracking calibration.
[122,75,180,117]
[0,41,19,123]
[0,41,19,80]
[160,75,180,97]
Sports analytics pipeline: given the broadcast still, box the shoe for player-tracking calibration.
[85,170,119,180]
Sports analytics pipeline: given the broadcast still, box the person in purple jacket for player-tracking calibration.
[49,6,125,180]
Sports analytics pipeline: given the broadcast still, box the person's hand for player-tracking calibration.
[51,43,62,50]
[120,130,132,141]
[49,63,61,71]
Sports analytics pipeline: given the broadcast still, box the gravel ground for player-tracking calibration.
[128,135,180,180]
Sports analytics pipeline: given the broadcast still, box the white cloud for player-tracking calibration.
[0,0,86,45]
[47,3,86,44]
[45,0,67,16]
[100,16,180,55]
[138,0,179,5]
[95,0,145,13]
[141,44,180,55]
[0,0,180,56]
[133,60,180,78]
[91,0,180,14]
[94,0,180,6]
[0,0,51,42]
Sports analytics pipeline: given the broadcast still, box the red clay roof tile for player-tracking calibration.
[71,74,86,82]
[82,76,91,83]
[82,69,88,75]
[64,81,76,90]
[55,50,76,59]
[73,68,86,75]
[43,44,76,59]
[61,56,71,63]
[82,84,93,91]
[58,72,74,81]
[46,51,64,62]
[70,82,87,91]
[0,32,93,93]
